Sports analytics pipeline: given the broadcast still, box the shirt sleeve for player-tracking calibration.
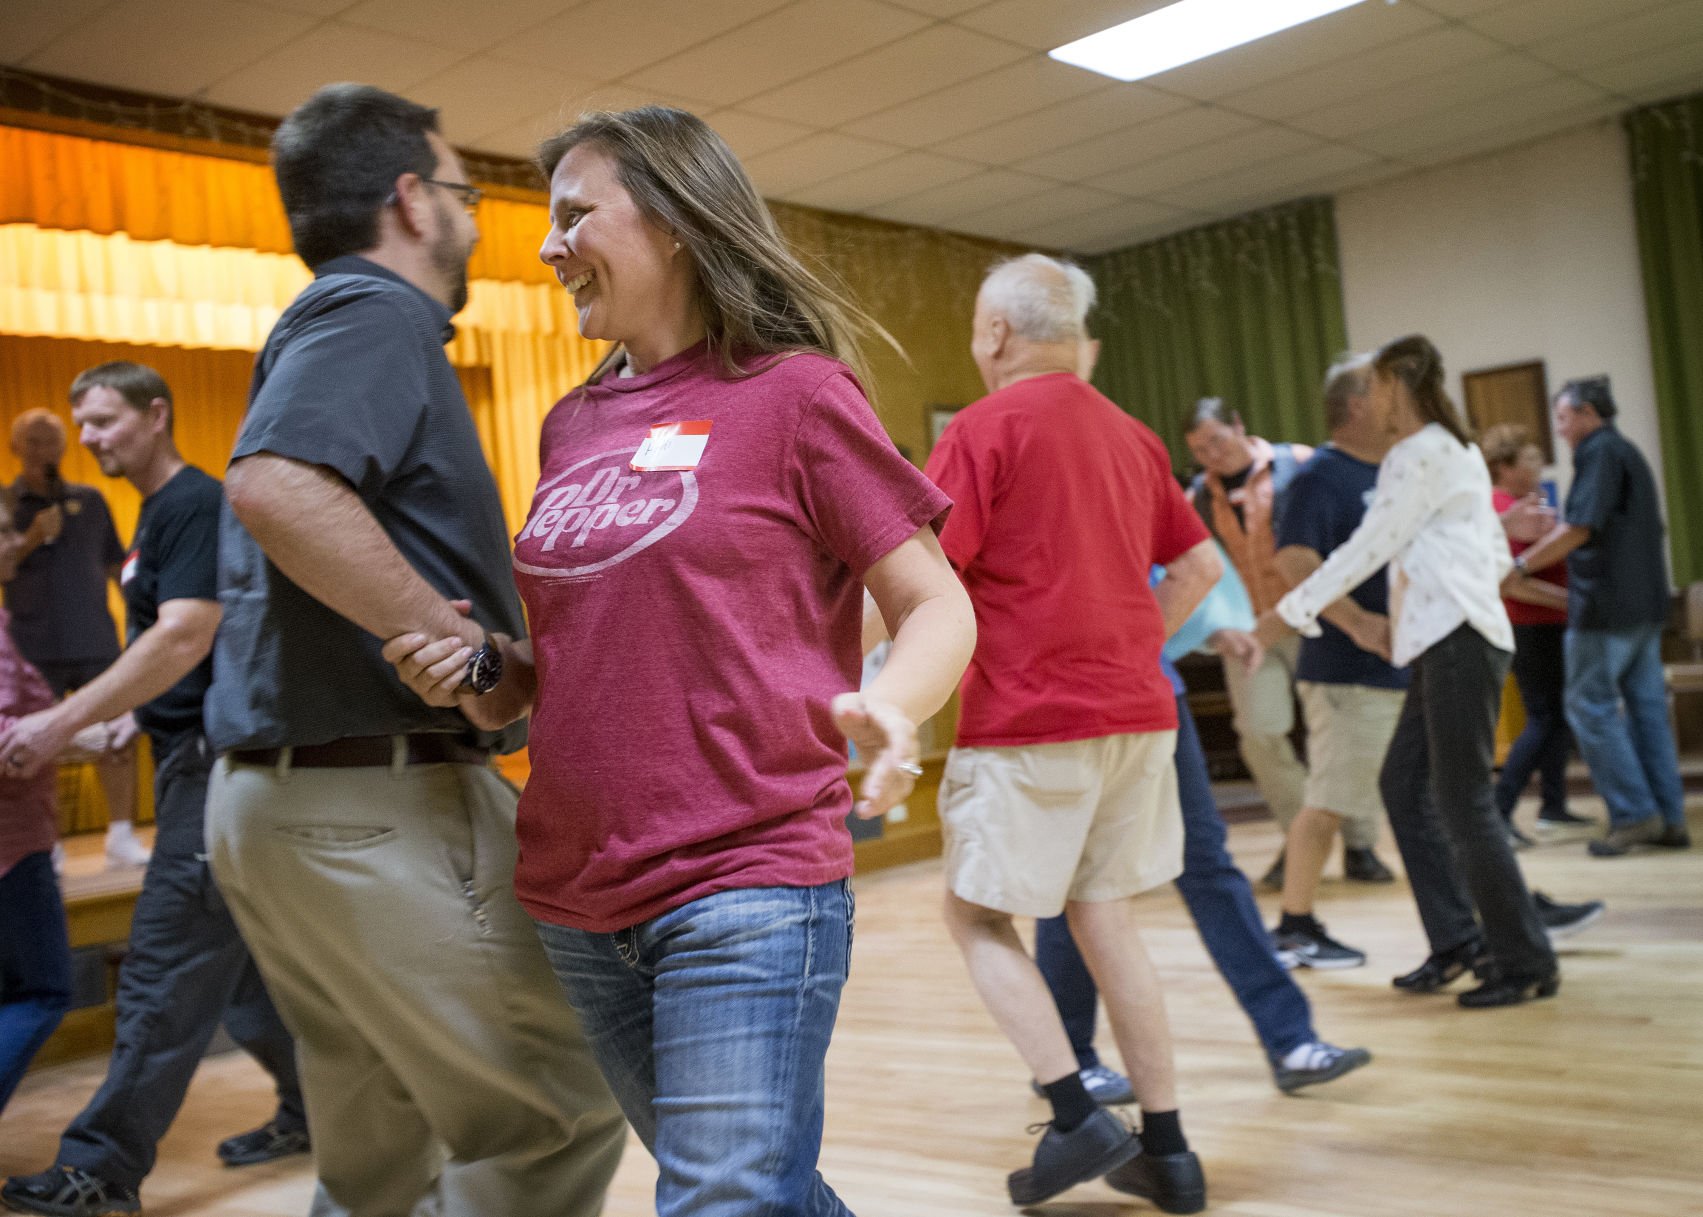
[1563,441,1619,535]
[234,293,430,500]
[1276,439,1433,635]
[149,484,221,605]
[923,415,995,573]
[789,368,952,578]
[1149,443,1210,567]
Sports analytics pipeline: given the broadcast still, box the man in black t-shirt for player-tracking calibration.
[1514,377,1687,858]
[0,364,307,1217]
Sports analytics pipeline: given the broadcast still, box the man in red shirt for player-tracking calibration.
[927,255,1220,1213]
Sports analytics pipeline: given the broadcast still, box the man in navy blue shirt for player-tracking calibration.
[1513,377,1687,857]
[1267,356,1407,968]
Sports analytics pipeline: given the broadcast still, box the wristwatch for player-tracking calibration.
[459,636,504,695]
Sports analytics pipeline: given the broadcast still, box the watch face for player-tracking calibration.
[468,642,504,694]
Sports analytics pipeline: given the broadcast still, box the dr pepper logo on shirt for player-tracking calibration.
[512,448,697,579]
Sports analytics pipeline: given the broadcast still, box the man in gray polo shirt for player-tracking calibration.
[201,84,623,1217]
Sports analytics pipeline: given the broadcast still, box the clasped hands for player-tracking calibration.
[0,709,138,779]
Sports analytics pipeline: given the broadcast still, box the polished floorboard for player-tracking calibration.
[4,792,1700,1216]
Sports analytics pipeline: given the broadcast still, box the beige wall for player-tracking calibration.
[1335,119,1665,509]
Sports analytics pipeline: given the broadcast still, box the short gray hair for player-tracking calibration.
[1322,353,1373,430]
[979,254,1096,343]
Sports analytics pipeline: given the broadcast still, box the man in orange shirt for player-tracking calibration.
[1185,399,1393,887]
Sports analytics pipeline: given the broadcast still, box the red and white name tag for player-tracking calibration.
[631,421,712,472]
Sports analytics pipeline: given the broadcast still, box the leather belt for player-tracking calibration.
[227,734,491,770]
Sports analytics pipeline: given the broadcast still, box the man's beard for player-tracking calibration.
[430,211,472,314]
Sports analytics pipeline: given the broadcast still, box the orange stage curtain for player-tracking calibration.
[0,126,559,285]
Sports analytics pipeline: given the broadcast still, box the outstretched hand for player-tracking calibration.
[831,692,921,820]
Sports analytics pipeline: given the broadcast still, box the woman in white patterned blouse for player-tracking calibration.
[1260,335,1564,1008]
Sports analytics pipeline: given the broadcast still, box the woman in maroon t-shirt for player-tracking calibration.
[1481,425,1590,839]
[386,107,973,1216]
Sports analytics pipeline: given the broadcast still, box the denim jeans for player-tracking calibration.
[60,736,304,1189]
[1036,694,1314,1067]
[1496,623,1572,818]
[1565,624,1686,829]
[0,850,71,1114]
[1380,626,1554,977]
[535,881,856,1217]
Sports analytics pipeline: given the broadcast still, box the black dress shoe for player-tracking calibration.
[1656,823,1692,849]
[1006,1109,1140,1206]
[1457,968,1560,1008]
[1343,847,1395,883]
[1392,939,1484,993]
[1106,1150,1208,1214]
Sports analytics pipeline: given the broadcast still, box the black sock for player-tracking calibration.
[1041,1071,1097,1132]
[1278,911,1318,934]
[1141,1108,1188,1156]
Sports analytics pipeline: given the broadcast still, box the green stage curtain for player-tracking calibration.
[1086,197,1347,468]
[1626,91,1703,586]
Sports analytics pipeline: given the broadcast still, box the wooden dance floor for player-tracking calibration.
[3,794,1700,1216]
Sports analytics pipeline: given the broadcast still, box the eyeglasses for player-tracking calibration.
[387,177,484,214]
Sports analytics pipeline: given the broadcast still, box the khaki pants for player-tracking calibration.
[1220,634,1379,851]
[206,754,626,1217]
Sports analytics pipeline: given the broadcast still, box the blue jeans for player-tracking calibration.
[0,850,72,1114]
[1565,624,1686,829]
[535,881,855,1217]
[1036,694,1314,1067]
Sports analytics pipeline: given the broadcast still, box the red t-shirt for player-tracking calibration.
[1493,488,1568,626]
[512,344,950,932]
[0,608,59,880]
[925,373,1208,747]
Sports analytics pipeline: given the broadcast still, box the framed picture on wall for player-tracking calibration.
[1462,360,1552,461]
[927,404,963,450]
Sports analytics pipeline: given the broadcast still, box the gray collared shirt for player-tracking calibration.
[205,256,526,753]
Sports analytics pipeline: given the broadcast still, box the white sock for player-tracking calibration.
[1281,1042,1328,1071]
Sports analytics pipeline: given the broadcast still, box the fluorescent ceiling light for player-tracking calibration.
[1050,0,1371,83]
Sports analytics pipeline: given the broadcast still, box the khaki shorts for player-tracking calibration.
[939,731,1182,918]
[1297,681,1406,833]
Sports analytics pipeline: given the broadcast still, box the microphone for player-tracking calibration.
[41,462,64,546]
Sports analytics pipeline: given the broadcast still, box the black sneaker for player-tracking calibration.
[1506,823,1535,850]
[216,1119,311,1166]
[1342,847,1395,883]
[1656,823,1691,849]
[1535,805,1593,828]
[1006,1109,1140,1206]
[1106,1150,1208,1214]
[1272,1041,1373,1094]
[1273,918,1366,969]
[1,1166,140,1215]
[1532,891,1604,941]
[1027,1063,1135,1107]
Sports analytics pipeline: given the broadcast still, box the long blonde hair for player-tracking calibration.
[537,107,897,386]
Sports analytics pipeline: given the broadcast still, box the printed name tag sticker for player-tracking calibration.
[631,420,712,472]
